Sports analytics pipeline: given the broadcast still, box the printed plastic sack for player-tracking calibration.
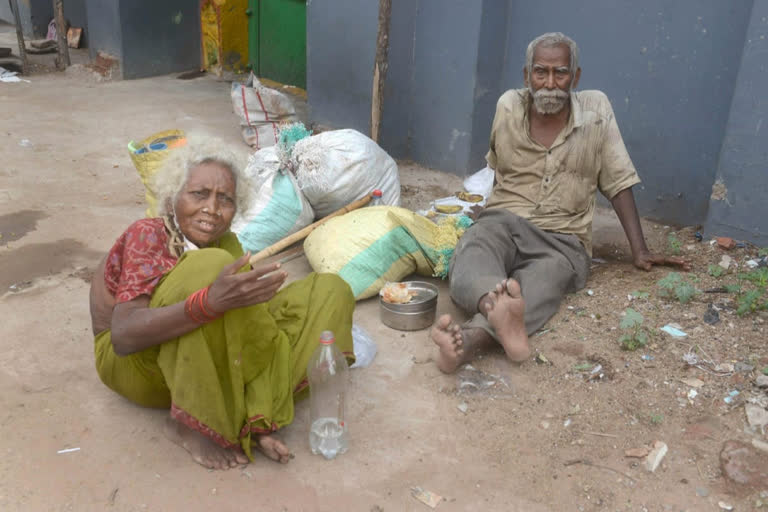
[231,146,314,253]
[231,73,297,149]
[291,129,400,218]
[128,129,186,217]
[304,206,432,300]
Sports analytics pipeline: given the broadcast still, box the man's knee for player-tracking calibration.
[314,273,355,305]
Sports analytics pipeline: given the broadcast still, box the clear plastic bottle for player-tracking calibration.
[370,189,383,206]
[307,330,350,459]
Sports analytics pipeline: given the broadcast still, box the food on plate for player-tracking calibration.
[455,191,484,203]
[380,282,417,304]
[434,204,463,214]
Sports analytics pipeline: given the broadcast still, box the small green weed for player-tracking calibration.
[650,413,664,425]
[573,363,592,372]
[729,268,768,316]
[763,366,768,376]
[667,233,682,255]
[724,283,741,293]
[736,289,768,316]
[657,272,698,304]
[630,290,650,299]
[708,264,725,278]
[759,247,768,257]
[740,267,768,287]
[618,308,649,351]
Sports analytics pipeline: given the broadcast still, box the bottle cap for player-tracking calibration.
[319,330,335,345]
[372,189,383,198]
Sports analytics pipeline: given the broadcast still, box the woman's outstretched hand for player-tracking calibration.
[207,253,288,313]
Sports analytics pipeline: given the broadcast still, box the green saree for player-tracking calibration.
[94,243,355,460]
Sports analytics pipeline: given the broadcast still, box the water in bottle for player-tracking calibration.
[307,330,350,459]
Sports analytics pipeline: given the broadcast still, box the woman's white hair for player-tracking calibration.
[151,135,251,217]
[525,32,580,82]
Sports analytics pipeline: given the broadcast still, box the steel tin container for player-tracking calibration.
[379,281,438,331]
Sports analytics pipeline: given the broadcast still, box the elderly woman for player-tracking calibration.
[89,138,355,470]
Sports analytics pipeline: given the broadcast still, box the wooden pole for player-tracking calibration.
[369,0,392,143]
[53,0,70,70]
[9,0,29,74]
[249,193,373,265]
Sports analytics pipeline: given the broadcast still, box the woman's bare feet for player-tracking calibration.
[164,417,249,470]
[253,434,292,464]
[430,314,466,373]
[484,279,530,362]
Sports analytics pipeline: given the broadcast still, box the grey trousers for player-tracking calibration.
[449,209,590,338]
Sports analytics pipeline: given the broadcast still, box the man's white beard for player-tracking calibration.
[530,87,570,115]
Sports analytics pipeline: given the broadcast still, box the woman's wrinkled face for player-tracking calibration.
[173,161,236,247]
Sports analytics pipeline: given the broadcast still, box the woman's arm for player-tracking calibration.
[110,253,287,355]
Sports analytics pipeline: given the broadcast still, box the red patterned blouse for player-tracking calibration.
[104,218,179,303]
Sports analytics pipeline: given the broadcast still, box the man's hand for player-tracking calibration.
[633,250,691,272]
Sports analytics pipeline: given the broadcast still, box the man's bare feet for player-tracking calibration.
[253,434,292,464]
[430,314,466,373]
[164,417,249,470]
[484,279,530,362]
[430,315,493,373]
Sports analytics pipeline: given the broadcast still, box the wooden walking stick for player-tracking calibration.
[9,0,29,74]
[53,0,70,70]
[369,0,392,143]
[248,193,374,265]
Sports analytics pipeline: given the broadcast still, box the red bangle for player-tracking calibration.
[184,292,206,324]
[199,286,222,319]
[184,286,223,324]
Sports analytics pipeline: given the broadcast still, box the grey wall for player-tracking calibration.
[118,0,200,79]
[0,0,50,38]
[502,0,754,227]
[85,0,200,80]
[307,0,378,134]
[308,0,766,243]
[704,1,768,246]
[1,0,88,42]
[407,1,481,172]
[86,0,121,59]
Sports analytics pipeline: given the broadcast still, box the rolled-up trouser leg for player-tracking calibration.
[449,209,519,313]
[452,209,589,339]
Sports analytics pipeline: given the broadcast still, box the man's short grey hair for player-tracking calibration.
[525,32,580,79]
[151,135,251,217]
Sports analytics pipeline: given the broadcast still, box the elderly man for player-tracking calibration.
[430,32,688,373]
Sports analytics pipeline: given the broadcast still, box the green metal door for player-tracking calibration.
[248,0,307,89]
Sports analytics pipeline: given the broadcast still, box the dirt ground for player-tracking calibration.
[2,24,767,512]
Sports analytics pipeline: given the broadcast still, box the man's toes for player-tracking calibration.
[436,314,452,329]
[506,279,522,298]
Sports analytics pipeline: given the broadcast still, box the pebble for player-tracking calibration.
[721,440,768,487]
[695,487,710,497]
[719,255,733,269]
[644,440,668,472]
[757,375,768,388]
[718,501,733,510]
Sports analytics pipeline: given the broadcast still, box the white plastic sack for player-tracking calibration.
[350,324,377,369]
[291,129,400,218]
[231,147,314,252]
[463,165,495,198]
[231,73,297,149]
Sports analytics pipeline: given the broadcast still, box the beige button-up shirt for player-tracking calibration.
[485,89,641,255]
